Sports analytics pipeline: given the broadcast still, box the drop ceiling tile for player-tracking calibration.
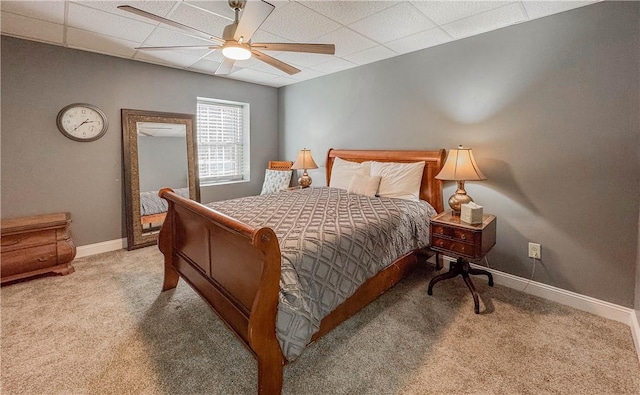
[264,75,298,87]
[134,47,210,68]
[246,58,291,76]
[442,2,527,39]
[168,2,230,39]
[183,0,236,21]
[250,29,292,44]
[68,2,156,42]
[300,1,399,25]
[275,51,335,68]
[187,58,222,75]
[142,26,217,47]
[223,57,261,74]
[75,1,178,22]
[385,27,451,55]
[227,68,279,85]
[204,49,226,63]
[522,1,598,20]
[0,0,65,24]
[290,67,324,81]
[313,58,358,74]
[411,1,511,25]
[0,12,63,44]
[349,2,435,44]
[259,1,341,41]
[342,45,397,66]
[67,27,138,58]
[314,27,377,57]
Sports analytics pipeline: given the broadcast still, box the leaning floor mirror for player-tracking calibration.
[122,109,200,250]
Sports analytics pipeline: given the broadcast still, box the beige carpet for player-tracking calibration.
[1,246,639,394]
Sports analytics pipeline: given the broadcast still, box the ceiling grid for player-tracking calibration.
[0,0,599,87]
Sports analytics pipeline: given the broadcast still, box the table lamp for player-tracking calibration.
[435,145,486,213]
[291,148,319,187]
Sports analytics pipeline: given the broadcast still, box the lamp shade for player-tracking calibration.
[435,145,486,181]
[291,149,319,170]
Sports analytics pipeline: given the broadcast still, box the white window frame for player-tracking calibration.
[196,97,250,186]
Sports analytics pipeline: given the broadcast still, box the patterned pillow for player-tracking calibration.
[260,169,292,195]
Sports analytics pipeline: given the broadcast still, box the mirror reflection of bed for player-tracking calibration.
[137,122,189,234]
[122,109,199,250]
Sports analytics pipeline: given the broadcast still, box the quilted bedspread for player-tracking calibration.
[206,187,436,361]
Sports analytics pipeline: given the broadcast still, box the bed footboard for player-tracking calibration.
[158,188,285,394]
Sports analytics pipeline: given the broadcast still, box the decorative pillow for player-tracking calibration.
[347,175,381,197]
[260,169,292,195]
[329,157,372,190]
[370,161,425,201]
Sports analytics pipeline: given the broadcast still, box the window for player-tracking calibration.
[196,97,250,185]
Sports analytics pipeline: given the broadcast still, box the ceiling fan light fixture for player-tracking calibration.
[222,42,252,60]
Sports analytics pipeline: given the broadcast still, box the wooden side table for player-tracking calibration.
[428,211,497,314]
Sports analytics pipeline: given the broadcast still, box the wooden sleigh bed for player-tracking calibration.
[158,149,445,394]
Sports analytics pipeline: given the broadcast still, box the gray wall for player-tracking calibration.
[138,136,188,192]
[636,211,640,322]
[1,36,279,246]
[279,2,640,307]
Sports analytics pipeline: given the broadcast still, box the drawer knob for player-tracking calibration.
[438,240,444,247]
[460,234,466,240]
[37,257,49,262]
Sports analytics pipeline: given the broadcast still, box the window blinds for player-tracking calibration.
[197,100,245,183]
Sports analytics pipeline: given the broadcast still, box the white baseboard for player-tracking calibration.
[630,310,640,365]
[75,238,127,258]
[455,261,634,324]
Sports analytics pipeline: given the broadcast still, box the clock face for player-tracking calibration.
[56,104,108,142]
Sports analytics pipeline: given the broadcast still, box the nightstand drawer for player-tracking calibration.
[431,225,474,242]
[431,236,474,257]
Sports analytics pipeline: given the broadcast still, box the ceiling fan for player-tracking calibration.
[118,0,335,75]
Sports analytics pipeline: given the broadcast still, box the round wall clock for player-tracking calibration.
[56,103,109,142]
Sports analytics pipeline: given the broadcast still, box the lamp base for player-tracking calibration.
[447,181,473,213]
[298,171,312,188]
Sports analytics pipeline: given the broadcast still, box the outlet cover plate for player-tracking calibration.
[528,242,541,259]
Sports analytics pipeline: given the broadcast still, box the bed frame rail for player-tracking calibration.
[158,188,285,392]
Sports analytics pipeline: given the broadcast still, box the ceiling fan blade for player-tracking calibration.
[215,58,236,75]
[135,45,222,51]
[252,50,300,75]
[118,5,225,44]
[234,0,275,43]
[250,43,335,55]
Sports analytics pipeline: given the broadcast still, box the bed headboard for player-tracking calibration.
[326,148,446,213]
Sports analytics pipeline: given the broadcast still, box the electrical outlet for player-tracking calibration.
[528,242,541,259]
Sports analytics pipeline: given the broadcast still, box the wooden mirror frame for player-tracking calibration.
[122,109,200,250]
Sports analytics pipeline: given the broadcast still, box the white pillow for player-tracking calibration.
[329,157,371,190]
[347,175,381,197]
[370,161,425,201]
[260,169,292,195]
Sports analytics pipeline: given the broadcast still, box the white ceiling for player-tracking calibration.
[1,0,600,88]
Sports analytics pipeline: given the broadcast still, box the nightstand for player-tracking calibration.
[428,211,497,314]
